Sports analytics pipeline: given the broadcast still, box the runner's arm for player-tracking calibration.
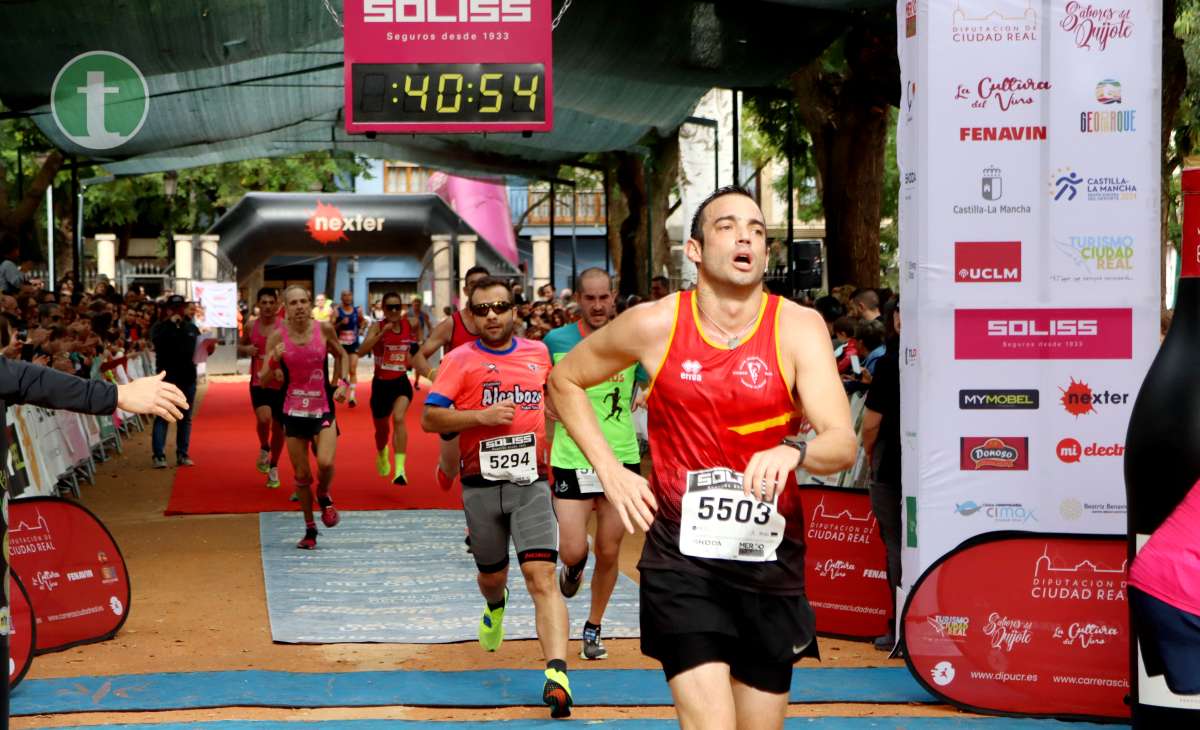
[416,317,453,362]
[237,321,256,357]
[421,402,489,433]
[259,330,283,386]
[781,301,857,475]
[322,322,350,385]
[357,322,383,353]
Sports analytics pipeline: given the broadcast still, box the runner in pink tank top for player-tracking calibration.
[238,288,285,488]
[260,286,350,550]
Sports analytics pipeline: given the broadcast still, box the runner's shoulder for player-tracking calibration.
[514,336,552,365]
[542,323,579,354]
[620,293,680,343]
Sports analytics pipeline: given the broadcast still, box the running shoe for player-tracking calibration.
[376,445,392,478]
[348,384,357,408]
[542,668,573,719]
[478,588,507,652]
[580,624,607,660]
[392,460,407,486]
[321,502,340,528]
[265,467,281,489]
[256,448,270,474]
[152,456,167,469]
[435,464,453,491]
[296,528,318,550]
[178,456,195,467]
[558,560,585,599]
[289,490,300,502]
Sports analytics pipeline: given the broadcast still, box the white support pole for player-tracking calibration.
[532,234,551,294]
[95,233,117,282]
[46,184,54,286]
[199,234,219,281]
[457,235,478,294]
[174,234,194,297]
[431,234,453,324]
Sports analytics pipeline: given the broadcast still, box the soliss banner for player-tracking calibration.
[8,570,35,688]
[800,486,893,639]
[903,533,1128,721]
[10,497,131,654]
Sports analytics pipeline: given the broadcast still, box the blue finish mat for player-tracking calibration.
[12,668,935,714]
[259,510,641,643]
[49,719,1125,729]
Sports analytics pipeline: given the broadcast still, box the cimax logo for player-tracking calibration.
[955,308,1132,360]
[363,0,532,23]
[955,241,1021,282]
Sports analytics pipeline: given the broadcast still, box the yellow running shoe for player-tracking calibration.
[376,445,391,478]
[543,667,573,718]
[478,589,507,652]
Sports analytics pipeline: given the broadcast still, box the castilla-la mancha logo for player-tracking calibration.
[306,201,385,245]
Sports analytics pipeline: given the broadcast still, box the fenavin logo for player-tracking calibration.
[51,51,149,150]
[959,389,1039,410]
[363,0,532,22]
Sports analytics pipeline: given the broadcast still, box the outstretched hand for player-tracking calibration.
[116,371,189,421]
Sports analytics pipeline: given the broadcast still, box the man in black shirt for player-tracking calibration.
[863,296,901,651]
[149,294,207,468]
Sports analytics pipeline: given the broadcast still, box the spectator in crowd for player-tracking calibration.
[408,295,432,340]
[537,282,555,301]
[858,319,887,377]
[832,315,862,378]
[649,275,671,301]
[876,288,895,311]
[0,240,23,295]
[559,287,573,302]
[312,293,333,322]
[862,296,902,652]
[814,295,845,337]
[149,294,210,469]
[851,288,881,322]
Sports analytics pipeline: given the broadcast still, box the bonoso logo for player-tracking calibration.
[51,51,149,151]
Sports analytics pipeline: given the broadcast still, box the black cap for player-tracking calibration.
[165,294,186,306]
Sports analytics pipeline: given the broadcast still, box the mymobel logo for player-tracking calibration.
[51,51,149,151]
[959,389,1039,410]
[363,0,532,23]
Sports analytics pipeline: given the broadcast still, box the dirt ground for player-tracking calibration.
[15,379,972,728]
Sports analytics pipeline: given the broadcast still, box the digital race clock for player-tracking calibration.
[343,1,553,135]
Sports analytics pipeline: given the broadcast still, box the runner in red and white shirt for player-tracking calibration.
[357,291,429,486]
[548,187,856,729]
[260,286,350,550]
[238,287,285,488]
[420,276,573,719]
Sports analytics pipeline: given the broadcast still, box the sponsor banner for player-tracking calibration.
[954,308,1133,360]
[959,389,1039,409]
[955,241,1021,283]
[799,487,893,639]
[10,497,131,654]
[959,436,1029,470]
[904,534,1129,721]
[9,571,35,688]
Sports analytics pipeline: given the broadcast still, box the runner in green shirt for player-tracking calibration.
[545,268,645,660]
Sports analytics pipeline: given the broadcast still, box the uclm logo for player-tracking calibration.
[955,241,1021,282]
[954,308,1132,360]
[363,0,532,23]
[306,201,385,245]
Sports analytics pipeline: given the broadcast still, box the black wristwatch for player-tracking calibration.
[781,435,807,467]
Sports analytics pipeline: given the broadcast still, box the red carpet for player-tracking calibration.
[165,381,463,515]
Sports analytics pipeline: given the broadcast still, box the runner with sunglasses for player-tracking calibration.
[413,265,491,491]
[261,285,350,550]
[357,291,429,485]
[421,276,573,719]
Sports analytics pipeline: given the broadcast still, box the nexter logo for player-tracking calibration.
[364,0,532,23]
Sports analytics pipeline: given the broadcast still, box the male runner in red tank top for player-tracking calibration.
[238,287,285,488]
[412,265,491,489]
[549,187,856,729]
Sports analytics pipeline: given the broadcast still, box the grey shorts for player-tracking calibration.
[462,481,559,573]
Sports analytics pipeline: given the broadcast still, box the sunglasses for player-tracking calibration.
[384,304,404,312]
[469,301,514,316]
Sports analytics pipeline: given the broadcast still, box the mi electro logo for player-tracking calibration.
[51,51,149,151]
[960,390,1039,410]
[363,0,532,22]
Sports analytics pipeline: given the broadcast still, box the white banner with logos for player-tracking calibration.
[192,281,238,329]
[897,0,1160,581]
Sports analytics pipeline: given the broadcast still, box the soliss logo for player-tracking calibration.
[363,0,532,23]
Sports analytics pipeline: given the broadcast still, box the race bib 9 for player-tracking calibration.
[479,433,538,485]
[678,467,786,562]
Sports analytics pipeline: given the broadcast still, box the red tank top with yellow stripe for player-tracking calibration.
[641,290,806,593]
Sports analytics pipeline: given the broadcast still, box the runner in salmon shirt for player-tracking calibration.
[357,291,429,486]
[420,276,573,719]
[549,186,856,729]
[238,287,285,488]
[261,285,350,550]
[412,265,491,490]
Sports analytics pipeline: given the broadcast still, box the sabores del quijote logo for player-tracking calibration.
[1059,1,1133,51]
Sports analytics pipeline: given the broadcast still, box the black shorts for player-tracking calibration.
[1131,586,1200,694]
[249,385,284,421]
[282,411,337,440]
[340,341,360,355]
[640,568,819,694]
[551,463,641,500]
[370,375,414,419]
